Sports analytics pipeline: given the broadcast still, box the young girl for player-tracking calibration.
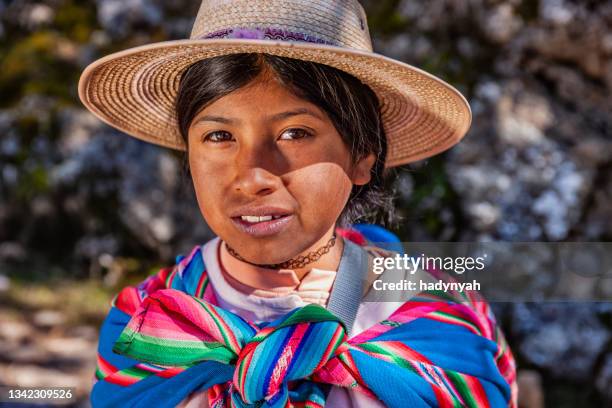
[80,1,517,407]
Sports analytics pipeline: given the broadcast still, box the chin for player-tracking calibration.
[236,242,299,265]
[219,223,328,264]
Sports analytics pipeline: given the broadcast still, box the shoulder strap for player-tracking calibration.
[326,238,370,337]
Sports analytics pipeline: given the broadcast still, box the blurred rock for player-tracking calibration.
[0,312,97,406]
[50,129,213,260]
[41,336,92,356]
[375,0,612,245]
[19,3,55,30]
[10,344,50,365]
[58,108,102,155]
[74,235,118,260]
[1,363,82,388]
[511,303,610,380]
[448,80,594,241]
[482,4,522,44]
[32,310,67,329]
[539,0,575,26]
[64,324,98,341]
[96,0,162,38]
[0,319,30,343]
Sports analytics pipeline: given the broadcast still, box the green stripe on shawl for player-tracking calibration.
[113,328,236,366]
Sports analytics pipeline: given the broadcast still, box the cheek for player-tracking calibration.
[286,162,353,226]
[189,155,227,230]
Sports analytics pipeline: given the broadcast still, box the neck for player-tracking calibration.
[219,226,344,288]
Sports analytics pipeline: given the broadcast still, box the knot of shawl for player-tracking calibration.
[112,289,363,407]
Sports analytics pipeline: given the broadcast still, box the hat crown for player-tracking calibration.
[189,0,373,52]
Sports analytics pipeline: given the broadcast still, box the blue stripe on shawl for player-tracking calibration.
[352,223,405,254]
[351,349,437,407]
[371,316,511,403]
[180,247,206,296]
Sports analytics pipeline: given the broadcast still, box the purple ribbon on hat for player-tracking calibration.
[227,27,266,40]
[199,26,334,45]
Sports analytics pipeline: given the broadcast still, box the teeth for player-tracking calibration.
[240,215,276,223]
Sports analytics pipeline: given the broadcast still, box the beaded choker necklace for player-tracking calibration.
[224,234,337,270]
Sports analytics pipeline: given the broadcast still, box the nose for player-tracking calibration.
[233,141,285,197]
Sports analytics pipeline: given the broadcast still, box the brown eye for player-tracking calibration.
[203,131,234,143]
[278,128,312,140]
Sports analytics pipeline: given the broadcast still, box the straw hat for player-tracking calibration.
[78,0,471,167]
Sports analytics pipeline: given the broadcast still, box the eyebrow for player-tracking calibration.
[192,108,323,126]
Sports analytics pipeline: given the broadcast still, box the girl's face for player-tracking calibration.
[187,70,375,264]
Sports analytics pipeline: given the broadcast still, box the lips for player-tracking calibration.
[229,206,294,237]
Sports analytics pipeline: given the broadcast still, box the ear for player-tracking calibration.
[351,152,376,185]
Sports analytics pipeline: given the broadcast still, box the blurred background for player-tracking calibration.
[0,0,610,406]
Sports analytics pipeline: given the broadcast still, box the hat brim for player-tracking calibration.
[78,38,471,167]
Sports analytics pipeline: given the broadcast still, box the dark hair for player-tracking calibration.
[175,53,398,228]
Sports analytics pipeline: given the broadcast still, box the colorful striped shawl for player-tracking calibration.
[91,227,517,407]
